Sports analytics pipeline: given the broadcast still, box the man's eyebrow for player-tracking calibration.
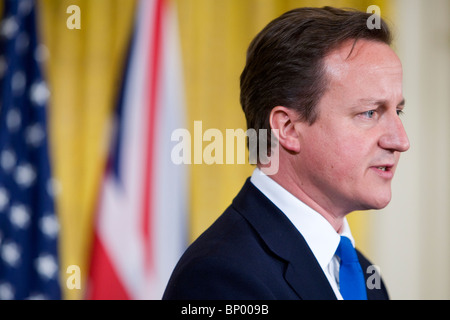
[354,98,406,108]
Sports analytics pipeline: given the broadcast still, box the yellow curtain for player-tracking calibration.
[35,0,390,299]
[38,0,137,299]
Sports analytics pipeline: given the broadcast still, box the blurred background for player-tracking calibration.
[0,0,449,300]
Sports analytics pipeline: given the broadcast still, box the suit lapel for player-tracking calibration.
[357,250,390,300]
[232,179,337,300]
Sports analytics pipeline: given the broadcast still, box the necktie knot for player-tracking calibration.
[336,236,359,263]
[335,236,367,300]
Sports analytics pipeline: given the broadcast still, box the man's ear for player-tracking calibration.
[269,106,301,153]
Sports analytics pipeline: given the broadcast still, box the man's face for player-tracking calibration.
[295,40,410,215]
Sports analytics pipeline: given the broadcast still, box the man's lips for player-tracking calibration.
[370,164,395,179]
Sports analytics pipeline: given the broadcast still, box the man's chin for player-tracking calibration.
[367,194,392,210]
[357,189,392,211]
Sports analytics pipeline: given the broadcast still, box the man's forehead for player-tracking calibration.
[323,39,402,81]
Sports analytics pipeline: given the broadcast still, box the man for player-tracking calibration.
[163,6,409,300]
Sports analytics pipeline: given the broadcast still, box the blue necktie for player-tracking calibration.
[335,236,367,300]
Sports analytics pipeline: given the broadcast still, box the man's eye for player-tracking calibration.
[362,110,376,118]
[397,109,405,116]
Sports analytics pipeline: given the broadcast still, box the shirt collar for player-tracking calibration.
[250,168,355,271]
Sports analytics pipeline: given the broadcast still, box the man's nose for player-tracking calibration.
[379,112,410,153]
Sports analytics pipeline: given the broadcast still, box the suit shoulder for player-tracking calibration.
[182,206,268,261]
[163,208,284,299]
[163,252,276,299]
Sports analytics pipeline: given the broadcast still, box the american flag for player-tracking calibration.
[0,0,61,299]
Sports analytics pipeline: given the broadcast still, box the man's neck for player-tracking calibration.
[259,165,348,233]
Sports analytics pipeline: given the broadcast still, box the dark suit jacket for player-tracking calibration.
[163,178,389,300]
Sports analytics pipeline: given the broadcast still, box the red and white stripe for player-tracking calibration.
[88,0,187,299]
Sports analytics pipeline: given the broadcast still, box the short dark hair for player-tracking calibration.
[240,6,392,156]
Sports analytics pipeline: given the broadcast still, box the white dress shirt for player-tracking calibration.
[250,168,357,300]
